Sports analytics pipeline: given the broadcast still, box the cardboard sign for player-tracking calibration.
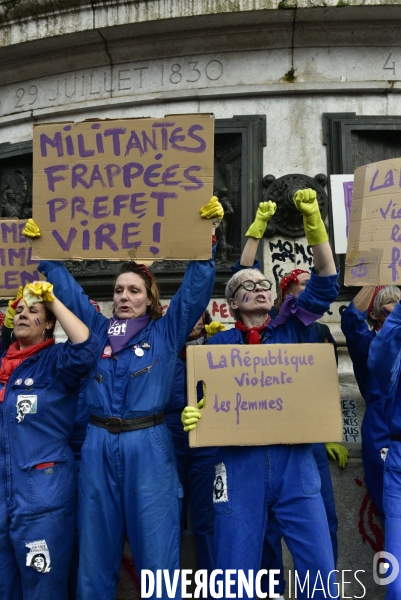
[0,220,42,298]
[330,174,354,254]
[187,344,342,447]
[32,114,214,261]
[345,157,401,285]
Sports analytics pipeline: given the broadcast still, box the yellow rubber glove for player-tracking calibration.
[325,442,349,468]
[205,322,226,337]
[197,398,205,409]
[200,196,224,221]
[245,201,277,239]
[23,282,55,307]
[4,286,23,328]
[293,188,328,246]
[181,406,202,432]
[22,218,41,238]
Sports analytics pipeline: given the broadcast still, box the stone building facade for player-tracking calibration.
[2,0,401,597]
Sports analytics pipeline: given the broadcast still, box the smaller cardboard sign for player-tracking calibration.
[330,174,354,254]
[32,114,214,261]
[187,344,342,447]
[0,220,42,298]
[345,157,401,285]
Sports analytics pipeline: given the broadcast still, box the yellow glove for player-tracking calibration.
[4,286,23,328]
[23,282,55,307]
[293,188,328,246]
[200,196,224,220]
[245,201,277,239]
[205,322,226,337]
[181,406,202,432]
[197,398,205,409]
[325,442,349,468]
[22,218,41,238]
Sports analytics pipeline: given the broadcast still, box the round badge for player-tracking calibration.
[24,378,34,386]
[15,378,22,385]
[135,348,144,357]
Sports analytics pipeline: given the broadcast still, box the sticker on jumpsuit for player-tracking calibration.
[214,462,228,503]
[16,395,37,423]
[26,540,51,573]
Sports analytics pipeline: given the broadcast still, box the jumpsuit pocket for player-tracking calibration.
[11,380,49,421]
[212,461,233,515]
[296,445,321,496]
[21,455,75,514]
[150,425,175,463]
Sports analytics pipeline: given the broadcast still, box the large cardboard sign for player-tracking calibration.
[32,114,214,261]
[187,344,342,447]
[0,220,41,298]
[345,157,401,285]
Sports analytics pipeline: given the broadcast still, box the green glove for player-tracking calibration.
[4,286,23,328]
[325,442,349,468]
[181,406,202,432]
[293,188,328,246]
[200,196,224,220]
[245,201,277,239]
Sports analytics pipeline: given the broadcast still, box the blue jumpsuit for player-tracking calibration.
[368,301,401,599]
[341,302,389,519]
[0,333,97,600]
[207,269,340,599]
[39,257,215,600]
[165,350,217,572]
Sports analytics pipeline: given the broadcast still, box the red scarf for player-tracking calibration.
[235,316,271,344]
[0,338,55,402]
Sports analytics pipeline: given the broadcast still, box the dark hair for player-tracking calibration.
[114,262,161,321]
[44,306,56,339]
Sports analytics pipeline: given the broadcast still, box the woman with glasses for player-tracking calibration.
[183,189,340,599]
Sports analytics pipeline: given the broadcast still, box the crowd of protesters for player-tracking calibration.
[0,187,398,600]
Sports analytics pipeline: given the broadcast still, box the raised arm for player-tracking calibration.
[368,301,401,400]
[293,189,336,277]
[236,201,277,268]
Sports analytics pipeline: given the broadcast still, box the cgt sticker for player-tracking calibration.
[213,462,228,503]
[16,395,37,423]
[26,540,51,573]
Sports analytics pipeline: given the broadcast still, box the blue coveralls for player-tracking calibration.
[39,257,215,600]
[368,301,401,599]
[0,333,97,600]
[341,301,389,519]
[165,350,217,572]
[231,261,339,594]
[207,268,340,599]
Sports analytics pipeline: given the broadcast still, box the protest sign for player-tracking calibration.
[345,157,401,285]
[0,220,41,298]
[187,344,342,447]
[32,114,214,261]
[330,174,354,254]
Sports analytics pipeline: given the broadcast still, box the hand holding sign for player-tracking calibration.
[23,282,55,307]
[23,219,41,238]
[181,406,202,432]
[293,188,328,246]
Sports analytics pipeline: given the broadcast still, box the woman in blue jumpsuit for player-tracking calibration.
[31,198,220,600]
[368,297,401,599]
[341,285,399,520]
[183,189,340,599]
[0,283,97,600]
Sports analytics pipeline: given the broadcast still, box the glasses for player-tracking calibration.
[232,279,272,298]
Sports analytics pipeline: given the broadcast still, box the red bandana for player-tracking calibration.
[0,312,4,327]
[0,338,55,402]
[235,316,271,344]
[367,286,385,318]
[280,269,309,295]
